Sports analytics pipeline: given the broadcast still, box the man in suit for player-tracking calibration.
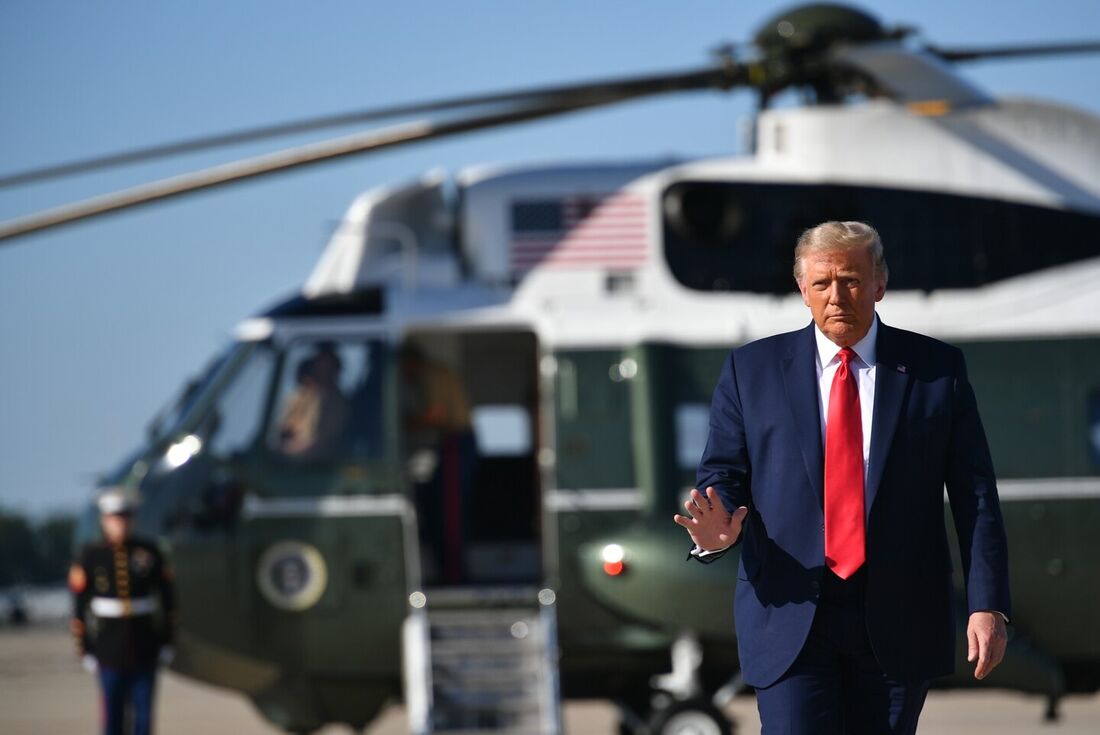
[673,221,1010,734]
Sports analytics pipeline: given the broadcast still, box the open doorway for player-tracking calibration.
[400,329,540,587]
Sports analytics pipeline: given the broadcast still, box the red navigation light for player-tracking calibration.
[603,560,625,576]
[601,543,626,576]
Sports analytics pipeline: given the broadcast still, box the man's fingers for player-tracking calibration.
[982,618,1007,679]
[668,510,695,528]
[704,486,721,509]
[975,633,1003,680]
[975,638,991,679]
[994,638,1006,665]
[731,506,749,525]
[672,513,703,548]
[991,645,1006,674]
[967,612,1008,680]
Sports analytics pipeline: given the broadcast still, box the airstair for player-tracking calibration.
[403,586,562,735]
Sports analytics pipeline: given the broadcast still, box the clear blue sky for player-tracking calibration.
[2,0,1099,515]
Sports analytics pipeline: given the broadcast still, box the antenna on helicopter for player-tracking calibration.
[1,2,1098,244]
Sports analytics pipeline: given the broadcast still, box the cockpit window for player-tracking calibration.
[199,345,276,459]
[268,339,386,461]
[146,345,238,441]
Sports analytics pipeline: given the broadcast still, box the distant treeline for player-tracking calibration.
[0,509,76,586]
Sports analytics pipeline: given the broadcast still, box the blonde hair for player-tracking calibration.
[793,221,888,284]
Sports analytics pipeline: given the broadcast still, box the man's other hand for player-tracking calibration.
[967,611,1007,680]
[673,487,748,551]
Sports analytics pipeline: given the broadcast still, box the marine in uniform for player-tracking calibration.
[69,487,177,735]
[400,343,477,584]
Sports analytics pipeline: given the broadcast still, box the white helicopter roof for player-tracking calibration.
[284,96,1100,347]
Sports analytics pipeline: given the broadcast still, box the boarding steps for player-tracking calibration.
[403,586,562,735]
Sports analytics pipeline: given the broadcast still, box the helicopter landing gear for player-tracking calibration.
[618,698,733,735]
[651,633,705,701]
[617,633,735,735]
[1044,694,1061,723]
[648,697,732,735]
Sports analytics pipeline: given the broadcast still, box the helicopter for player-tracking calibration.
[5,3,1100,734]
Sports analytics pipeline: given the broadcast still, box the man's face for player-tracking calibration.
[797,246,886,347]
[101,513,131,544]
[313,353,340,386]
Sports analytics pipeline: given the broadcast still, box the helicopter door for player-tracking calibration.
[238,336,411,669]
[400,329,541,587]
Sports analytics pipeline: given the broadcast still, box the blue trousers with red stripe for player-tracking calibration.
[98,667,156,735]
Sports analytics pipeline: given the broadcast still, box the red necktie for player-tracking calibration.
[824,347,865,579]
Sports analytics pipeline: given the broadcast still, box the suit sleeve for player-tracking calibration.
[689,350,753,564]
[945,349,1012,619]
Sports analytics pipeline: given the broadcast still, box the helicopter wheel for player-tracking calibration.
[647,697,732,735]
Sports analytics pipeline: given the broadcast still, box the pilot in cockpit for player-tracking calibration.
[277,343,349,459]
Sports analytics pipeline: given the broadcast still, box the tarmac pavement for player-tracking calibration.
[2,625,1097,734]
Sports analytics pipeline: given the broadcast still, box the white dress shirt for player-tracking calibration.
[814,313,878,473]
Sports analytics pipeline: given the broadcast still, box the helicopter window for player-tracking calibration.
[147,344,238,441]
[1089,391,1100,470]
[471,404,532,456]
[952,338,1100,478]
[513,201,565,231]
[662,181,1100,293]
[674,403,712,470]
[554,351,635,489]
[201,345,276,458]
[269,339,386,461]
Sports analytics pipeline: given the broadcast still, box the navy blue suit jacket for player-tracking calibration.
[696,320,1011,687]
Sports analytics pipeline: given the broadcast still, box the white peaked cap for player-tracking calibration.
[96,487,139,515]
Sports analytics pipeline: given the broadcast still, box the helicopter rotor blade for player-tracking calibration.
[0,60,746,190]
[0,63,748,244]
[831,43,994,110]
[925,40,1100,64]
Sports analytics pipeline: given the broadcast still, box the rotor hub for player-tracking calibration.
[754,3,887,53]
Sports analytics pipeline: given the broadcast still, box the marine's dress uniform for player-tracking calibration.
[70,537,176,735]
[407,361,476,584]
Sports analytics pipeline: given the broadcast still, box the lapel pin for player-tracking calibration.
[897,364,908,373]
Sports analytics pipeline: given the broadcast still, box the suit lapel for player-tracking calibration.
[866,322,911,519]
[781,323,825,507]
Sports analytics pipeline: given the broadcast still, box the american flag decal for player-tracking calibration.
[510,192,648,273]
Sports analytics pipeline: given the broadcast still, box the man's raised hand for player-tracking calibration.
[673,486,749,551]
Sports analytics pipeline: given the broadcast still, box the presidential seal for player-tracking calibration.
[256,541,328,612]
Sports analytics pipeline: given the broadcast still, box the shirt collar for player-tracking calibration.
[813,313,878,370]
